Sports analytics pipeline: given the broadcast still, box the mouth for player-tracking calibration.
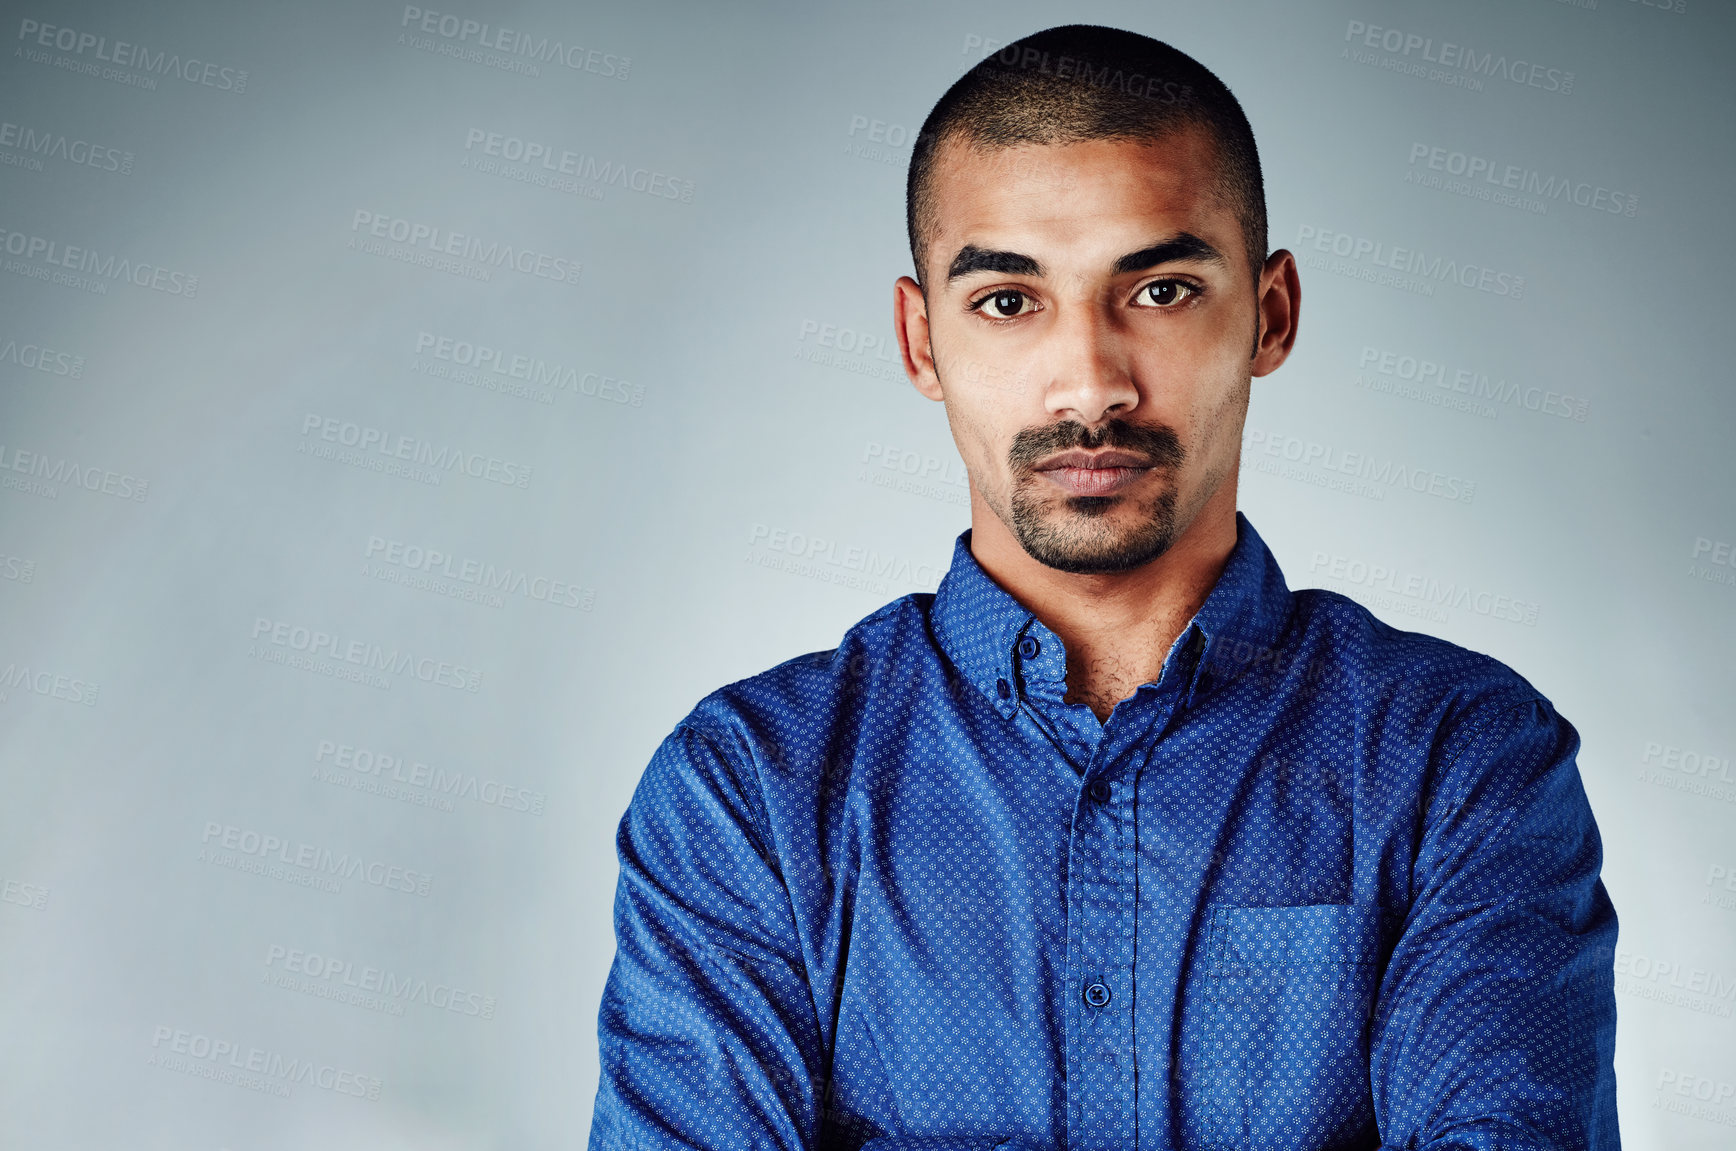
[1033,450,1155,497]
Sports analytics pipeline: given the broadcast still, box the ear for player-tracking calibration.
[894,276,944,401]
[1250,249,1300,378]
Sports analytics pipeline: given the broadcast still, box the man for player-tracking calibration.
[589,24,1618,1151]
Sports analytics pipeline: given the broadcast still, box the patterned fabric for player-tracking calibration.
[589,513,1619,1151]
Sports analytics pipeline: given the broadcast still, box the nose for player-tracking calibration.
[1042,302,1138,425]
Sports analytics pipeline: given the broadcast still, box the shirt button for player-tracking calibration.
[1083,982,1111,1008]
[1017,636,1040,660]
[1087,780,1111,804]
[996,677,1011,699]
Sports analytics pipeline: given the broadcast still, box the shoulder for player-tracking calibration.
[673,592,937,777]
[1283,586,1554,722]
[1283,587,1577,811]
[632,594,935,852]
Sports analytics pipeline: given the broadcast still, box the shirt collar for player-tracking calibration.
[929,512,1294,718]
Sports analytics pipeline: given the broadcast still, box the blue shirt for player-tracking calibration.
[590,514,1618,1151]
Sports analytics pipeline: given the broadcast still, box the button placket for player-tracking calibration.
[1067,742,1136,1151]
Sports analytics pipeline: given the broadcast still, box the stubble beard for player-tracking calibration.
[1000,418,1187,575]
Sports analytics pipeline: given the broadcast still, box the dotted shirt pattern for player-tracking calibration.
[589,513,1619,1151]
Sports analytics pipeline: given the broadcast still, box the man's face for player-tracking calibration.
[898,128,1289,575]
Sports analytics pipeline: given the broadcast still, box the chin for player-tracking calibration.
[1017,505,1182,575]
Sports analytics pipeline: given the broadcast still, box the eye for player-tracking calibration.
[971,289,1036,319]
[1134,279,1200,308]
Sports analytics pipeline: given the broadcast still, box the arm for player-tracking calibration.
[587,721,1045,1151]
[589,721,827,1151]
[1370,698,1619,1150]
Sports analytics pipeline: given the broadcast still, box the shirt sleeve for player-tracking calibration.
[1369,697,1620,1151]
[856,1141,1039,1151]
[588,721,827,1151]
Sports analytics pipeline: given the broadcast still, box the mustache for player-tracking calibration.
[1006,418,1185,473]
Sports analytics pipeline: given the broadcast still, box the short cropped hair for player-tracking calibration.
[907,25,1267,289]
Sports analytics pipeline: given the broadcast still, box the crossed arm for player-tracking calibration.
[589,703,1618,1150]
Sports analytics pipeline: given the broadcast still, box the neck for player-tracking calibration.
[967,477,1238,722]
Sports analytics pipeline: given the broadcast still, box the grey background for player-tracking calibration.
[1,0,1732,1146]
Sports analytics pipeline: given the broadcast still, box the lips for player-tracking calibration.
[1033,449,1156,472]
[1034,451,1154,497]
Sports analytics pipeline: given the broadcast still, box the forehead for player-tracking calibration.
[924,128,1235,277]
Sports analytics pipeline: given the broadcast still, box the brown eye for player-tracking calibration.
[985,290,1028,317]
[1139,280,1194,307]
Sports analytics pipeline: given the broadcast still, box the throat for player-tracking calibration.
[1063,668,1153,724]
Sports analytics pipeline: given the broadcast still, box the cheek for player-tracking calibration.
[935,339,1035,401]
[1190,374,1252,471]
[1136,339,1234,424]
[936,395,998,472]
[935,366,1031,455]
[1139,343,1246,459]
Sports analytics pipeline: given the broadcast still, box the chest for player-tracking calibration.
[813,709,1393,1150]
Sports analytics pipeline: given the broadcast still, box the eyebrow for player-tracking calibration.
[1111,232,1227,274]
[944,231,1227,286]
[946,245,1042,283]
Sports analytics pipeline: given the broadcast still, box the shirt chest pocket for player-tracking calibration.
[1181,904,1379,1151]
